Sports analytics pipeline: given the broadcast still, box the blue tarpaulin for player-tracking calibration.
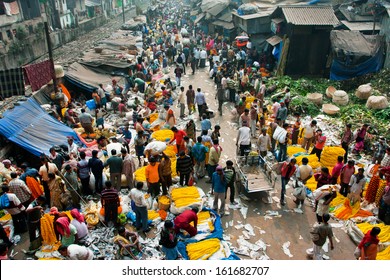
[0,98,80,156]
[330,45,384,81]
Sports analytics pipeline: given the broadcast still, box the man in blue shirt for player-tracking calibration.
[200,114,211,135]
[211,165,227,217]
[192,136,209,179]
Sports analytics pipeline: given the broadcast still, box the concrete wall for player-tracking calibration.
[0,7,136,70]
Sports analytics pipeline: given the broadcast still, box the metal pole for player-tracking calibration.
[44,21,58,93]
[122,0,125,23]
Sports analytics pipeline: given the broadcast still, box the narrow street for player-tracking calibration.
[169,65,357,260]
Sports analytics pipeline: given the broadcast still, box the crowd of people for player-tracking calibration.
[0,0,389,261]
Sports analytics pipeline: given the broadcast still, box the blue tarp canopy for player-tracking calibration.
[0,98,80,156]
[330,31,384,81]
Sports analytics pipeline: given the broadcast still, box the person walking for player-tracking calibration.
[280,158,297,206]
[8,172,32,209]
[88,150,104,194]
[158,152,172,195]
[207,139,222,183]
[194,88,206,119]
[294,157,313,208]
[310,129,326,160]
[211,165,227,216]
[186,85,195,115]
[340,124,353,163]
[223,160,237,205]
[340,160,356,197]
[130,182,150,234]
[104,149,123,192]
[308,213,334,260]
[192,136,209,180]
[177,86,186,119]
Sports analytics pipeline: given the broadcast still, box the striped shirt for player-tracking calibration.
[8,178,31,203]
[101,188,119,205]
[176,155,193,174]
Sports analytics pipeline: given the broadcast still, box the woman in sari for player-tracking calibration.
[48,173,65,210]
[185,120,196,142]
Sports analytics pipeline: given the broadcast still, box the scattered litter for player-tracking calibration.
[225,222,229,228]
[282,241,293,258]
[272,196,280,203]
[299,235,303,240]
[265,210,280,216]
[253,208,258,212]
[330,223,344,228]
[322,254,330,260]
[293,208,304,214]
[223,234,231,241]
[240,206,248,219]
[334,235,340,243]
[235,224,244,230]
[229,220,234,227]
[239,194,251,201]
[264,216,273,220]
[244,224,256,236]
[242,231,250,240]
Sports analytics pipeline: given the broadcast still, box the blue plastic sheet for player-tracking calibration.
[330,45,384,81]
[0,98,81,156]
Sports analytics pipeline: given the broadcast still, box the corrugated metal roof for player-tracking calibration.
[281,6,339,26]
[266,35,283,46]
[213,20,235,30]
[341,20,381,31]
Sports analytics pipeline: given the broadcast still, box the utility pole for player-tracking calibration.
[44,21,58,93]
[122,0,125,23]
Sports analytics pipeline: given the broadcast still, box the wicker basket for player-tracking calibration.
[307,93,323,105]
[355,84,372,100]
[322,104,340,115]
[366,96,389,109]
[332,90,349,106]
[326,86,336,98]
[158,195,170,211]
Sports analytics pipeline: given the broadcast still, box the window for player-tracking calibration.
[6,30,12,40]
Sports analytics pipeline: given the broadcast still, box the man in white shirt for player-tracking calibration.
[1,186,27,234]
[199,49,207,68]
[236,121,251,156]
[301,120,317,151]
[177,86,186,119]
[129,182,150,233]
[257,128,271,158]
[58,244,94,260]
[67,136,79,158]
[294,157,313,207]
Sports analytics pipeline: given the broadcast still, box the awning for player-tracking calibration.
[212,20,235,30]
[272,18,284,24]
[266,35,282,46]
[85,0,102,7]
[194,13,205,24]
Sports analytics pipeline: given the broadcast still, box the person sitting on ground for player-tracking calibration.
[58,244,94,260]
[159,220,179,260]
[114,226,142,260]
[174,207,198,237]
[70,208,89,245]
